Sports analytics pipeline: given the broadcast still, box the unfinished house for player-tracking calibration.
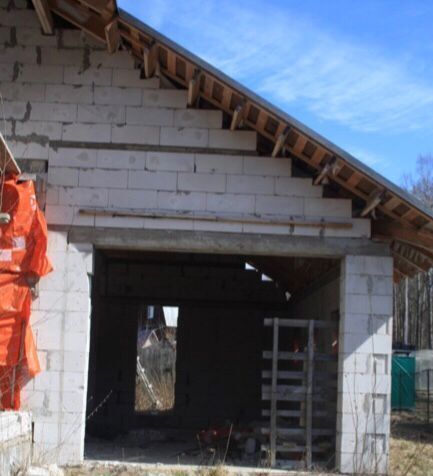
[1,1,433,474]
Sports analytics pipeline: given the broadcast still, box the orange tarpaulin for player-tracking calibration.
[0,176,52,409]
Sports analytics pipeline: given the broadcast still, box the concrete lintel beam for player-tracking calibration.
[65,227,391,259]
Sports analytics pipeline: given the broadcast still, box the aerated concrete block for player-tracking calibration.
[63,66,112,86]
[58,187,108,207]
[1,82,45,101]
[147,151,194,172]
[157,191,206,211]
[206,193,255,214]
[77,104,125,124]
[160,127,209,148]
[174,109,222,129]
[97,149,146,170]
[17,64,63,84]
[195,154,243,174]
[227,174,274,195]
[111,124,160,145]
[128,170,177,191]
[243,156,292,176]
[305,197,352,218]
[79,169,128,188]
[94,86,142,106]
[255,195,304,216]
[108,189,158,209]
[30,103,78,122]
[178,172,226,193]
[112,69,159,89]
[126,106,174,126]
[46,84,93,104]
[142,89,188,108]
[48,167,79,187]
[40,47,83,66]
[209,129,257,151]
[275,176,322,197]
[49,148,97,168]
[16,27,58,46]
[62,123,111,143]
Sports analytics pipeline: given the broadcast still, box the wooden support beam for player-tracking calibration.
[305,320,314,470]
[361,189,386,217]
[143,42,159,78]
[393,250,427,274]
[373,221,433,253]
[104,18,120,54]
[230,100,246,131]
[272,126,290,158]
[187,69,202,107]
[270,318,279,468]
[314,156,340,185]
[32,0,54,34]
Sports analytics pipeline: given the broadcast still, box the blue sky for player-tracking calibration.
[119,0,433,186]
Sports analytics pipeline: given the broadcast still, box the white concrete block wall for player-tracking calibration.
[21,231,93,466]
[337,255,393,474]
[0,5,371,240]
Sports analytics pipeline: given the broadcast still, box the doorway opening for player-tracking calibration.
[85,249,340,470]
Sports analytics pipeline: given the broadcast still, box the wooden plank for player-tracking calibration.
[264,318,337,328]
[262,392,328,403]
[80,207,353,230]
[32,0,54,34]
[305,320,314,470]
[372,221,433,253]
[361,189,385,217]
[262,409,330,418]
[270,317,279,467]
[143,42,159,78]
[262,428,334,437]
[272,126,290,157]
[104,18,120,54]
[230,100,246,130]
[263,351,337,362]
[187,68,202,107]
[262,370,337,380]
[261,444,327,453]
[49,0,106,42]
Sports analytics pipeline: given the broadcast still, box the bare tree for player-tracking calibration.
[395,154,433,349]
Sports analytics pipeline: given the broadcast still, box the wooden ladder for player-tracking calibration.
[261,318,337,470]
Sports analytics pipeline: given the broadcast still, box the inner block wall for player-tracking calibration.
[337,256,393,474]
[22,232,93,465]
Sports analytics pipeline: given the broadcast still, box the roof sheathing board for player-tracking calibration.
[117,8,433,227]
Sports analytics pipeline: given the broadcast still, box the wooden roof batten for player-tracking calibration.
[31,0,433,279]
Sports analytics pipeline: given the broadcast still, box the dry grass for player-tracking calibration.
[389,407,433,476]
[135,371,175,412]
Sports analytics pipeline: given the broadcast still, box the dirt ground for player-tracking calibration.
[63,401,433,476]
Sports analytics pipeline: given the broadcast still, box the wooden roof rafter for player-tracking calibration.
[32,0,433,280]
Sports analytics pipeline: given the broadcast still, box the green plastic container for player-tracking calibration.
[391,354,416,410]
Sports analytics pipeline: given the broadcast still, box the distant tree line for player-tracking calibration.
[394,154,433,350]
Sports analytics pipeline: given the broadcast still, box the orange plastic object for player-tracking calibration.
[0,176,52,409]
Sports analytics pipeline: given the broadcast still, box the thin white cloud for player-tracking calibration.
[345,146,388,169]
[123,0,433,134]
